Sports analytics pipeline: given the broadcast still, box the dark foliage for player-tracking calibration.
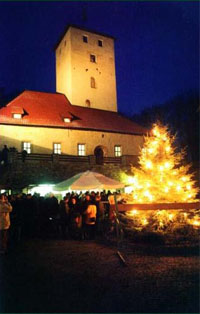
[131,90,199,163]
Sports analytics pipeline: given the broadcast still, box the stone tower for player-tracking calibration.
[55,25,117,112]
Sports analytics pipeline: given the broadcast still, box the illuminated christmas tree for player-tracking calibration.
[128,122,199,203]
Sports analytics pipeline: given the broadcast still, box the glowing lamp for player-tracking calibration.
[64,117,71,123]
[131,209,138,215]
[164,162,171,169]
[148,148,154,154]
[145,161,152,169]
[13,113,22,119]
[128,177,137,185]
[186,184,191,190]
[159,165,164,171]
[192,220,200,227]
[176,185,181,191]
[142,218,148,225]
[181,176,187,182]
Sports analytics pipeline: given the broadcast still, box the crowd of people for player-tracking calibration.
[0,190,121,254]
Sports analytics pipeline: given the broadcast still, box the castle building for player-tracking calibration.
[55,25,117,112]
[0,25,147,188]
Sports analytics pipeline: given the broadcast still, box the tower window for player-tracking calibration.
[98,40,103,47]
[83,35,88,43]
[53,143,61,154]
[90,77,96,88]
[114,145,122,157]
[90,54,96,63]
[22,142,31,154]
[85,99,91,108]
[78,144,85,156]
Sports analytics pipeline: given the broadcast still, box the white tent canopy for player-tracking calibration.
[54,171,124,191]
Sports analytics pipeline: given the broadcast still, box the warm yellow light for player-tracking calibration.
[13,113,22,119]
[152,140,158,146]
[164,187,169,193]
[143,191,153,201]
[127,209,138,216]
[142,218,148,225]
[131,209,138,215]
[165,146,170,152]
[128,177,137,185]
[152,127,159,137]
[168,214,174,220]
[168,181,173,186]
[145,161,153,169]
[181,176,187,182]
[148,148,154,154]
[159,165,164,171]
[64,117,71,123]
[176,185,181,191]
[191,220,200,227]
[164,162,171,169]
[186,184,191,190]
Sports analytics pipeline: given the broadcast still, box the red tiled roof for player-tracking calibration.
[0,90,147,135]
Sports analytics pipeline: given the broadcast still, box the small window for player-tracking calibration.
[13,113,22,119]
[114,145,122,157]
[90,77,96,88]
[90,54,96,63]
[53,143,61,154]
[22,142,31,154]
[85,99,91,108]
[98,40,103,47]
[64,40,66,46]
[78,144,85,156]
[64,117,71,123]
[83,35,88,43]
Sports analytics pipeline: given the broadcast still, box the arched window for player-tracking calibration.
[90,77,96,88]
[85,99,91,108]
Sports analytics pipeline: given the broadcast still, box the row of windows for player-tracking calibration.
[83,35,103,47]
[22,142,122,157]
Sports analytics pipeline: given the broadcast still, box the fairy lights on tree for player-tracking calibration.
[128,122,199,203]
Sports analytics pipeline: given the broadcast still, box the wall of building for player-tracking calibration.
[56,30,72,101]
[56,26,117,112]
[0,124,144,156]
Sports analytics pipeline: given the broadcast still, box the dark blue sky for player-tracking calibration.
[0,1,199,115]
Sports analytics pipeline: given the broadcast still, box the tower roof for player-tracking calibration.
[54,24,115,50]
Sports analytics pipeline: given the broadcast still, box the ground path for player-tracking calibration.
[0,238,199,313]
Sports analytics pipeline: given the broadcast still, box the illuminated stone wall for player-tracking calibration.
[56,26,117,112]
[0,124,143,156]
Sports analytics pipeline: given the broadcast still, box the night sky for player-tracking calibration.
[0,1,199,115]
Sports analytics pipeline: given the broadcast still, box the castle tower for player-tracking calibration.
[55,25,117,112]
